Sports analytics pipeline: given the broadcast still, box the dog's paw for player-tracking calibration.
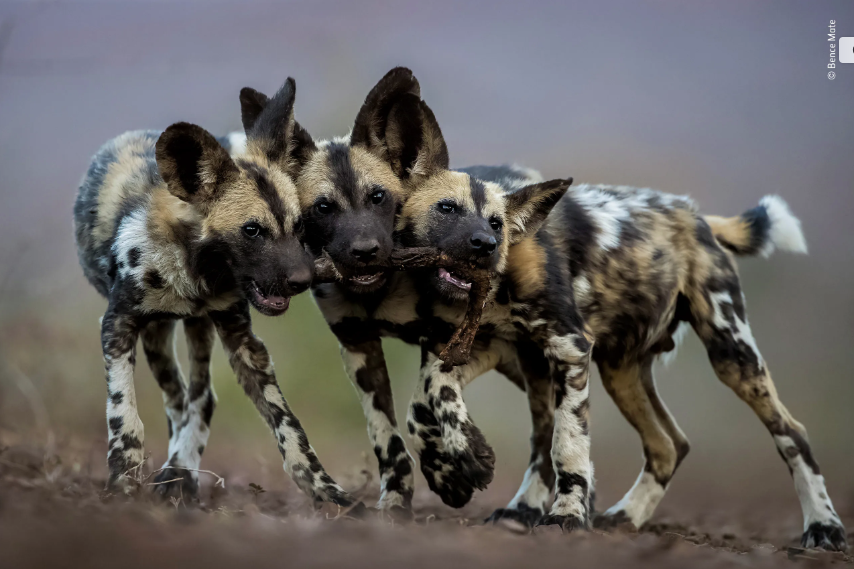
[151,467,198,500]
[419,428,494,508]
[536,514,589,532]
[376,489,414,518]
[593,509,637,530]
[449,421,495,491]
[421,461,476,508]
[801,521,848,552]
[318,485,359,509]
[486,504,543,532]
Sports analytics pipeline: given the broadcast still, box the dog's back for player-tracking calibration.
[73,130,162,297]
[544,184,699,363]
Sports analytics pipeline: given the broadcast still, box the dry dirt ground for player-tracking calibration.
[0,434,851,569]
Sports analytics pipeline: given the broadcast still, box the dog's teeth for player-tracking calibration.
[350,273,381,285]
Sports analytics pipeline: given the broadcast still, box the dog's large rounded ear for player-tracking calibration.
[351,67,448,181]
[351,67,420,148]
[239,87,270,133]
[156,122,239,206]
[504,178,572,244]
[243,77,316,172]
[290,119,316,173]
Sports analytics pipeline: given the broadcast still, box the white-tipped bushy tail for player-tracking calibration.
[704,195,808,258]
[759,195,808,256]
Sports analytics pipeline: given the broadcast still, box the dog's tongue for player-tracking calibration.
[253,285,290,311]
[438,268,472,291]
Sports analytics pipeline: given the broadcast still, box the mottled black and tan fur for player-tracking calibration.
[266,68,575,516]
[289,68,844,550]
[233,69,422,511]
[458,165,843,547]
[403,170,845,547]
[73,79,355,507]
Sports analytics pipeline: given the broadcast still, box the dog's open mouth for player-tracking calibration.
[348,273,384,287]
[438,268,471,291]
[250,281,290,314]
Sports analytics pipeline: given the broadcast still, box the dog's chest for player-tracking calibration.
[112,211,238,316]
[432,293,536,344]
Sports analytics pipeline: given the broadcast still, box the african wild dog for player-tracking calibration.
[73,78,356,508]
[453,164,846,549]
[234,68,846,550]
[398,169,845,548]
[284,68,844,549]
[243,68,571,515]
[237,68,431,512]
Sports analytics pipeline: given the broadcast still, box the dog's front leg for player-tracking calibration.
[337,334,414,512]
[407,341,511,508]
[210,301,356,507]
[102,307,146,491]
[536,325,594,531]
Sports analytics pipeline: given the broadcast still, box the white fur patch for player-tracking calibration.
[340,347,376,412]
[226,131,248,157]
[106,351,145,464]
[339,343,413,510]
[549,375,592,518]
[263,383,286,408]
[774,435,842,529]
[544,334,589,360]
[709,291,763,368]
[658,321,691,367]
[113,202,210,314]
[164,391,213,477]
[507,460,552,512]
[340,347,367,373]
[605,471,666,527]
[318,134,352,148]
[577,193,625,249]
[572,274,594,308]
[113,207,149,281]
[428,361,471,454]
[107,354,142,422]
[759,195,808,257]
[572,184,677,251]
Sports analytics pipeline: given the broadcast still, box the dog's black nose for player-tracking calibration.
[286,267,313,294]
[470,232,497,255]
[350,240,379,263]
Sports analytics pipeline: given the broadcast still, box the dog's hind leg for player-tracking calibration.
[140,319,192,495]
[487,344,555,529]
[148,316,216,498]
[639,357,690,476]
[689,273,847,551]
[141,320,184,453]
[594,354,684,529]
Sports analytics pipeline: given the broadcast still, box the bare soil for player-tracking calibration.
[1,435,851,569]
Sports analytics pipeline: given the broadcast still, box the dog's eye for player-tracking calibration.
[243,223,261,238]
[438,202,456,214]
[315,201,334,215]
[370,189,385,205]
[489,217,503,231]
